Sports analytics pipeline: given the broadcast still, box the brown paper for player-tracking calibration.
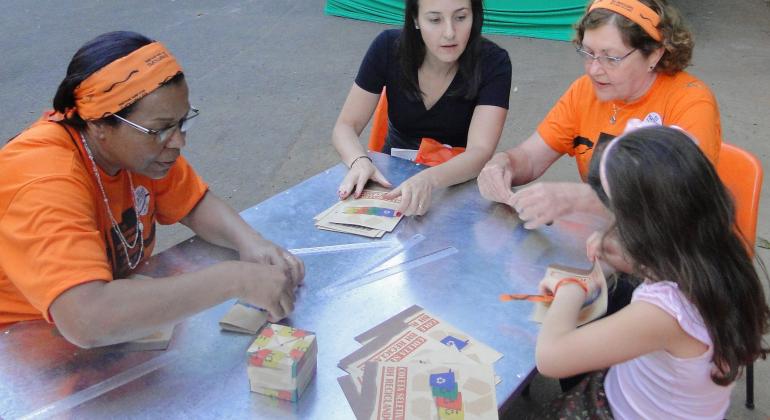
[338,374,368,419]
[354,305,503,367]
[531,262,608,326]
[315,189,403,237]
[219,302,268,334]
[359,361,498,420]
[110,324,175,351]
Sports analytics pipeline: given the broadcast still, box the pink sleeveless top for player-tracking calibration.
[604,281,733,419]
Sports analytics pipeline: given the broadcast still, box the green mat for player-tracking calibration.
[325,0,590,41]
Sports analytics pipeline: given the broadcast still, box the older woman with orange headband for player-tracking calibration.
[478,0,721,230]
[478,0,723,393]
[0,31,304,348]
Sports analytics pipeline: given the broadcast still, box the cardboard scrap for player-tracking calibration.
[315,189,404,238]
[338,305,503,419]
[352,361,498,420]
[219,302,268,334]
[530,262,608,326]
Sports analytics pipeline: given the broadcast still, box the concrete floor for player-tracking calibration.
[1,0,768,417]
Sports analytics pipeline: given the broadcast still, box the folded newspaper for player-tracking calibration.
[338,305,502,419]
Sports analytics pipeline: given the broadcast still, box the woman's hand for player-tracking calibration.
[237,233,305,288]
[509,182,597,229]
[384,172,435,216]
[477,152,516,205]
[233,262,300,321]
[586,229,635,274]
[337,157,392,200]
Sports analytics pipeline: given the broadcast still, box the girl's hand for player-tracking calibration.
[538,275,597,303]
[384,173,434,216]
[586,231,604,263]
[586,229,635,274]
[477,152,515,205]
[337,157,392,200]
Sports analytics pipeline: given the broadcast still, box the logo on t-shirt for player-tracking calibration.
[133,185,150,217]
[643,112,662,126]
[572,136,594,154]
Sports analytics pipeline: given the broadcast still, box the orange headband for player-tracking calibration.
[73,42,183,120]
[589,0,662,42]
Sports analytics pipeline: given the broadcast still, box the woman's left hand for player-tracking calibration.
[238,233,305,287]
[383,173,435,216]
[509,182,584,229]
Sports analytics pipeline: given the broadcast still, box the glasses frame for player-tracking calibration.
[112,107,199,143]
[576,47,637,68]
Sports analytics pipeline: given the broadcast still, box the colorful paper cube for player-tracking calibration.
[246,323,317,402]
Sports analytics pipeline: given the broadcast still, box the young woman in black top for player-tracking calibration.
[332,0,511,216]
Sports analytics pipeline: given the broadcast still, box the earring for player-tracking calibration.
[415,25,420,30]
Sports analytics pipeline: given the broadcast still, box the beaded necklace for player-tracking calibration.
[80,132,144,270]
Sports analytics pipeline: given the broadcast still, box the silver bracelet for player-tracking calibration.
[348,155,372,168]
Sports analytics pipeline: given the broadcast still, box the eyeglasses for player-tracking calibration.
[576,47,637,68]
[112,107,199,143]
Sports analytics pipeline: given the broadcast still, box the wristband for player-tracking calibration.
[349,155,372,169]
[553,277,588,297]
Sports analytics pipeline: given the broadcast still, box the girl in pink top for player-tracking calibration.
[533,126,769,419]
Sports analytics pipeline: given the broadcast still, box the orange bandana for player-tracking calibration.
[73,42,183,120]
[589,0,662,42]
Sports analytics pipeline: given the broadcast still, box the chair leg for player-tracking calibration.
[746,362,754,409]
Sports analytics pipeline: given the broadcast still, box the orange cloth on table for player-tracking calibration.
[73,42,183,120]
[414,138,465,167]
[0,117,208,324]
[537,72,721,181]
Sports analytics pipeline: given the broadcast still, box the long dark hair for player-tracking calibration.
[398,0,484,101]
[588,126,769,385]
[53,31,184,129]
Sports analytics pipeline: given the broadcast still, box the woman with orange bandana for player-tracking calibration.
[477,0,722,230]
[0,31,304,348]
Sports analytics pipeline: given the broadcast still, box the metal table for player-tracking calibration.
[1,153,604,419]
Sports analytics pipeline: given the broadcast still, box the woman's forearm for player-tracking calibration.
[332,123,368,167]
[51,262,244,348]
[418,148,492,189]
[181,192,261,251]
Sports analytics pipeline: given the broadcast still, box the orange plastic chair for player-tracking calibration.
[366,87,465,166]
[367,87,389,152]
[715,142,764,409]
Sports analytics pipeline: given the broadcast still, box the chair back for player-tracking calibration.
[368,87,388,152]
[716,143,764,254]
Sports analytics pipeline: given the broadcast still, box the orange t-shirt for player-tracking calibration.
[0,118,208,324]
[537,71,722,181]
